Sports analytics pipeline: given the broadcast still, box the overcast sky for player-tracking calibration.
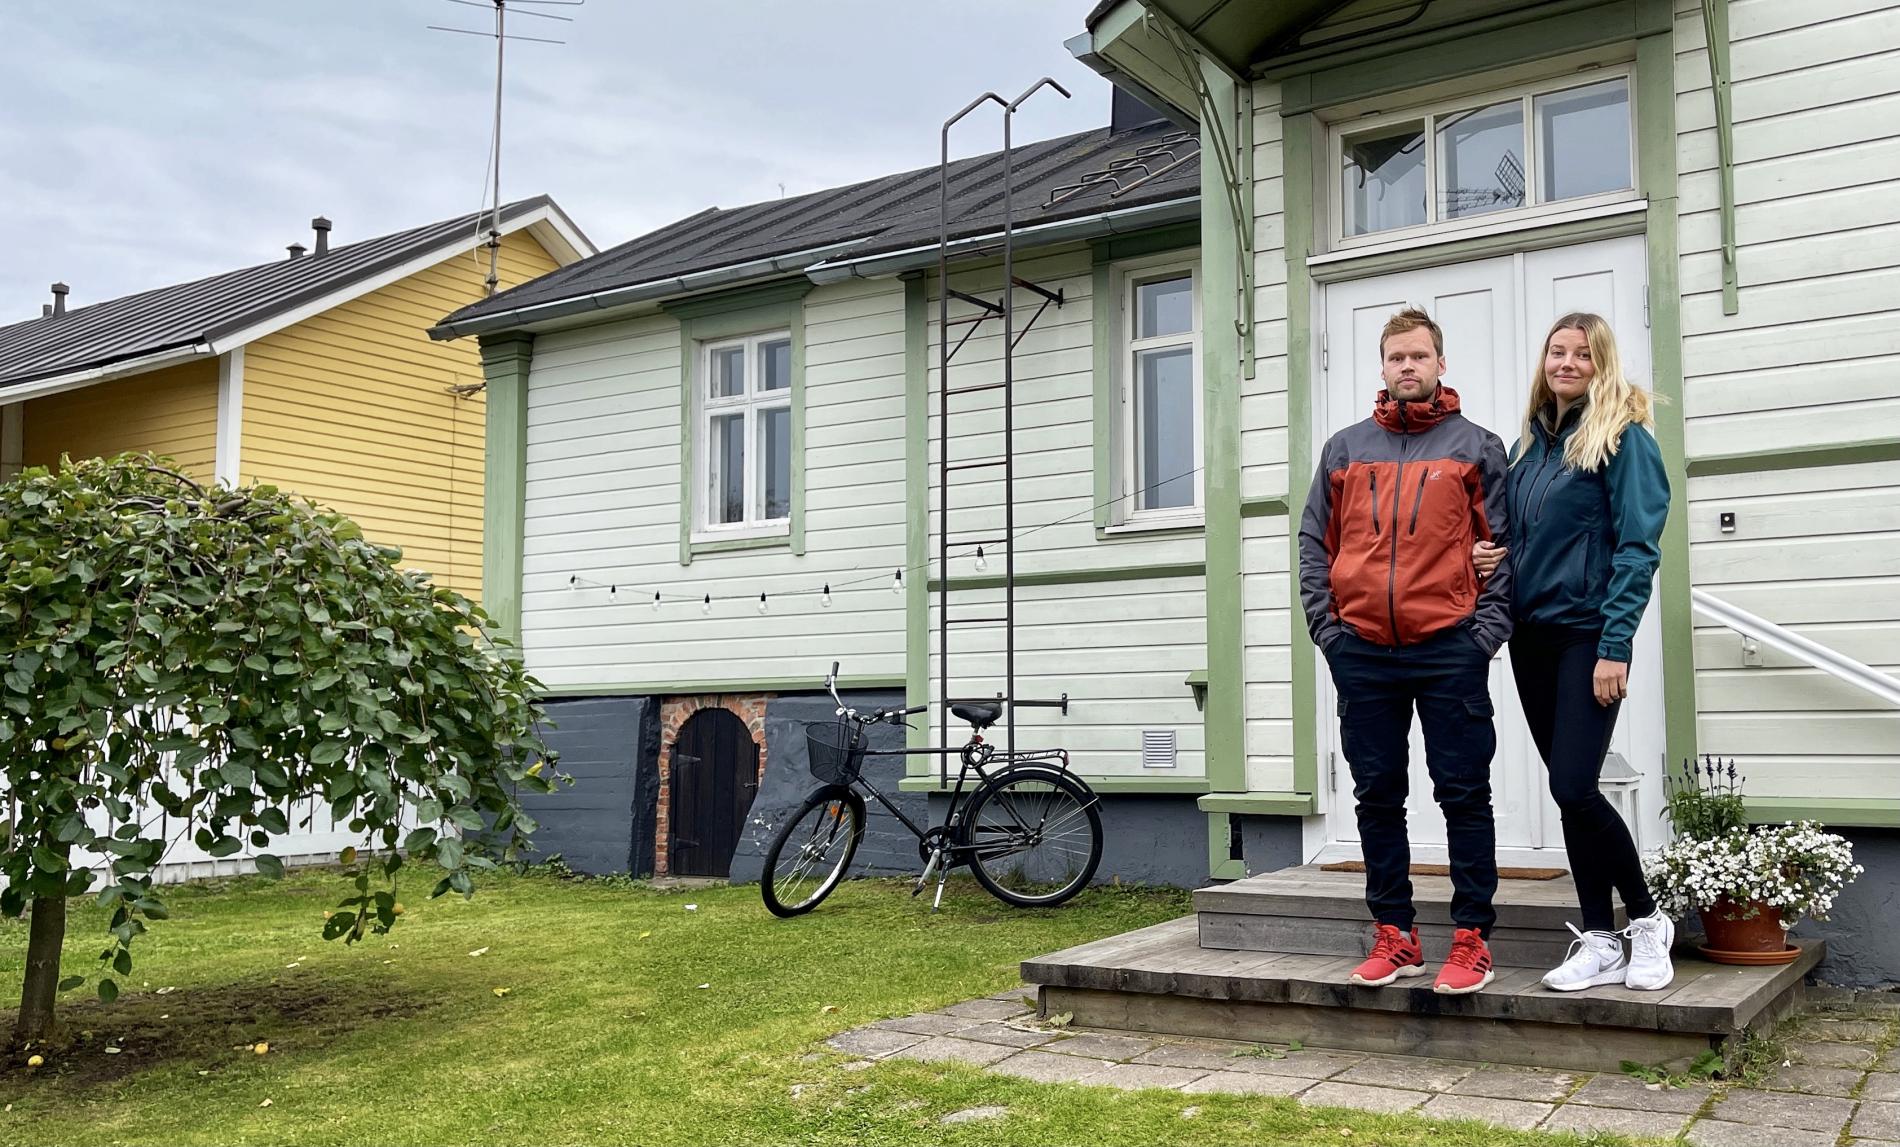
[1,0,1110,317]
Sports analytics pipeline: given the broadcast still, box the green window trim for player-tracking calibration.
[478,332,534,652]
[664,279,815,566]
[1089,231,1207,539]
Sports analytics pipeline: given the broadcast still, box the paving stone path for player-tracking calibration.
[824,989,1900,1144]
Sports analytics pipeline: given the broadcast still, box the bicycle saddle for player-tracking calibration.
[951,702,1002,730]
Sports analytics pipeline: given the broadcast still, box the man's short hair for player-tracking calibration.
[1380,306,1444,356]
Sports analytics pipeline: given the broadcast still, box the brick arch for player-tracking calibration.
[655,693,770,876]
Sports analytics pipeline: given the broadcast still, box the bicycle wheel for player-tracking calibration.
[761,786,865,918]
[962,767,1102,908]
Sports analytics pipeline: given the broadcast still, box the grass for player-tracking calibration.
[0,869,1630,1146]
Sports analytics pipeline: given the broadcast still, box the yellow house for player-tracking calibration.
[0,198,592,603]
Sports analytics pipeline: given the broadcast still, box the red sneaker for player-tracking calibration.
[1350,923,1426,987]
[1434,928,1496,994]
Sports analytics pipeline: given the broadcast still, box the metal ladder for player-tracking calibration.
[931,79,1074,775]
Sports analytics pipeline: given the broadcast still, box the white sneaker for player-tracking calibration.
[1543,923,1628,992]
[1623,910,1676,991]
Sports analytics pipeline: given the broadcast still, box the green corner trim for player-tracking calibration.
[1207,811,1246,880]
[542,675,903,699]
[478,333,533,650]
[1636,21,1700,775]
[1200,59,1246,797]
[1091,250,1116,532]
[1687,438,1900,478]
[1240,495,1289,518]
[1198,792,1319,817]
[904,277,931,768]
[672,284,814,565]
[1746,797,1900,829]
[928,561,1206,593]
[1283,110,1321,802]
[897,775,1212,795]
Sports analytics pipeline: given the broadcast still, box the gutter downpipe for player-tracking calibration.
[806,196,1201,284]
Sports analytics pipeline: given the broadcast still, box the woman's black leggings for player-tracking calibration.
[1510,621,1658,932]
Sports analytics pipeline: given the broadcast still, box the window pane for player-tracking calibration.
[1342,121,1427,236]
[709,413,745,524]
[1136,276,1192,339]
[759,338,792,392]
[1537,78,1632,202]
[710,345,745,398]
[1437,99,1525,220]
[1135,346,1195,511]
[759,407,791,521]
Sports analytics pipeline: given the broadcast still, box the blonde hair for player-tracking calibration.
[1517,312,1654,472]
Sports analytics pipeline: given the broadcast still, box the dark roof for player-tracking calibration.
[439,121,1199,330]
[0,197,576,390]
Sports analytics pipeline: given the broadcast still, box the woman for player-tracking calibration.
[1472,312,1674,992]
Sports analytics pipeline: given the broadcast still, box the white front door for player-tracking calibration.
[1314,235,1665,869]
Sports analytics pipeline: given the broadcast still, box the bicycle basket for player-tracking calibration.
[806,721,868,785]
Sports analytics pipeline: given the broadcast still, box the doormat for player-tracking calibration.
[1319,861,1567,881]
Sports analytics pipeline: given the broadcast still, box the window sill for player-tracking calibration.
[1101,515,1204,539]
[688,528,791,556]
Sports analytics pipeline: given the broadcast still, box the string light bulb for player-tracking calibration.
[701,593,711,615]
[757,592,769,614]
[892,568,904,595]
[974,546,987,572]
[651,591,661,612]
[820,584,832,608]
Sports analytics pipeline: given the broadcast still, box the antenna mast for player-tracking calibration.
[429,0,582,296]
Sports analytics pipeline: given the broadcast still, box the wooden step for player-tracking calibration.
[1021,916,1823,1073]
[1195,864,1628,968]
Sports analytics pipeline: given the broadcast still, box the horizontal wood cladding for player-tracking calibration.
[21,357,219,479]
[241,231,561,603]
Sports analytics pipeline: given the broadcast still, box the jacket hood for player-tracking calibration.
[1374,385,1462,434]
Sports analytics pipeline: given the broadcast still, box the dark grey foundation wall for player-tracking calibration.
[728,691,928,885]
[920,791,1213,888]
[525,696,661,877]
[1793,827,1900,989]
[1238,814,1305,878]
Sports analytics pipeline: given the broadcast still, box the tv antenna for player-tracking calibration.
[429,0,584,296]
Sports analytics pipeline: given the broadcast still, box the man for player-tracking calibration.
[1297,306,1513,995]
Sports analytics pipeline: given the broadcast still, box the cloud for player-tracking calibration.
[0,0,1107,315]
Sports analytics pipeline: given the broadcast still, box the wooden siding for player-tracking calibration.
[518,278,908,689]
[240,231,561,602]
[1675,0,1900,796]
[1242,512,1295,791]
[21,357,219,479]
[926,251,1207,777]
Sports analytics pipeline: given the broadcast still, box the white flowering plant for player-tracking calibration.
[1643,821,1863,928]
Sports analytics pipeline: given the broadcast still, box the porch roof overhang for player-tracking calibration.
[1072,0,1348,120]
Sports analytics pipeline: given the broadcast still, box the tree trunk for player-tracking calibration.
[14,892,68,1045]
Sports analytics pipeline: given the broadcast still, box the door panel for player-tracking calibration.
[1316,236,1663,867]
[670,708,761,877]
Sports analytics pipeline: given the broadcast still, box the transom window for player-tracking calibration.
[698,330,791,532]
[1117,259,1202,524]
[1336,72,1634,243]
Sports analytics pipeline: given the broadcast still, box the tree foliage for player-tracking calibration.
[0,454,556,1027]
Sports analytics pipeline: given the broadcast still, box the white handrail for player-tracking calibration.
[1692,588,1900,709]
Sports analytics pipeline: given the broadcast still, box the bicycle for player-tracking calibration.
[759,662,1104,917]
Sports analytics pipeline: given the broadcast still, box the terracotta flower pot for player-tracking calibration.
[1699,896,1792,961]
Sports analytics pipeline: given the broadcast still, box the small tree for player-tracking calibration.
[0,455,556,1043]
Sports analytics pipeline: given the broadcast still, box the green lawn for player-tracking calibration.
[0,870,1626,1146]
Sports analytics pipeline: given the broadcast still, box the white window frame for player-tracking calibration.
[1328,67,1638,249]
[693,329,793,542]
[1111,254,1204,531]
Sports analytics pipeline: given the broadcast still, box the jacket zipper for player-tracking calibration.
[1368,471,1381,535]
[1386,409,1408,645]
[1408,470,1428,535]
